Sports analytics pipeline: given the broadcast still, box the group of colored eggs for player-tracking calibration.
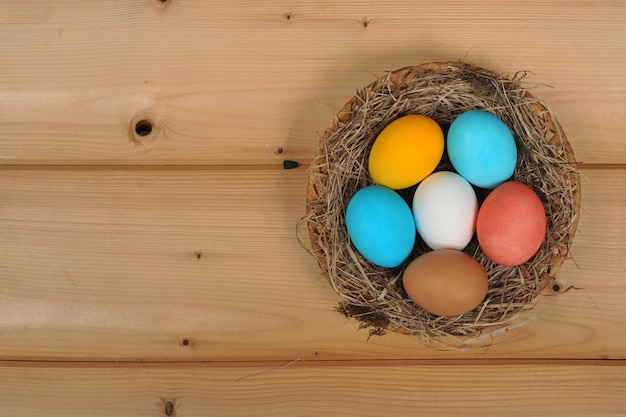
[345,110,547,316]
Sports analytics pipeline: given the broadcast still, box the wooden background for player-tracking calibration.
[1,1,625,415]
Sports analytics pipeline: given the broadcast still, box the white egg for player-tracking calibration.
[412,171,478,250]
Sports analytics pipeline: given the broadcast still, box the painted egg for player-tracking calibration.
[447,110,517,189]
[345,185,416,268]
[412,171,478,250]
[402,249,489,316]
[476,181,547,266]
[368,115,444,190]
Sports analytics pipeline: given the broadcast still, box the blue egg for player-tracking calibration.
[447,110,517,189]
[345,185,415,268]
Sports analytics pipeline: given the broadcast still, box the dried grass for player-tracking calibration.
[302,62,580,348]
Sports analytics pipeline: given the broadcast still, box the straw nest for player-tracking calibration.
[302,61,580,347]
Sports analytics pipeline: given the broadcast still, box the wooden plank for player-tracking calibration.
[0,167,624,360]
[1,1,625,165]
[0,361,624,417]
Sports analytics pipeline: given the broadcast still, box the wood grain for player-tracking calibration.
[1,1,625,165]
[1,168,623,360]
[0,361,624,417]
[1,2,625,415]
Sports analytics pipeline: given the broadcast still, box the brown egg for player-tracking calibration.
[402,249,488,316]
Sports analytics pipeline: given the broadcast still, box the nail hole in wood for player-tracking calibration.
[165,401,174,416]
[182,339,189,346]
[194,251,202,259]
[552,283,561,292]
[276,147,284,154]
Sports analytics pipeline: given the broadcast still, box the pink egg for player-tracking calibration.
[476,181,547,266]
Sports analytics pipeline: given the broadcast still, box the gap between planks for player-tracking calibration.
[0,358,624,370]
[0,163,624,171]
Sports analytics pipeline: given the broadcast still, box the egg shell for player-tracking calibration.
[345,185,416,268]
[412,171,478,250]
[368,114,444,190]
[476,181,547,266]
[447,110,517,189]
[402,249,488,316]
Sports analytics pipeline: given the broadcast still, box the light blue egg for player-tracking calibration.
[345,185,415,268]
[447,110,517,189]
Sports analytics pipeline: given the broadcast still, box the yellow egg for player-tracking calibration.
[368,115,444,190]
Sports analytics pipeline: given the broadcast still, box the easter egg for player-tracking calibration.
[368,115,444,190]
[412,171,478,250]
[402,249,489,316]
[476,181,547,266]
[447,110,517,189]
[345,185,416,268]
